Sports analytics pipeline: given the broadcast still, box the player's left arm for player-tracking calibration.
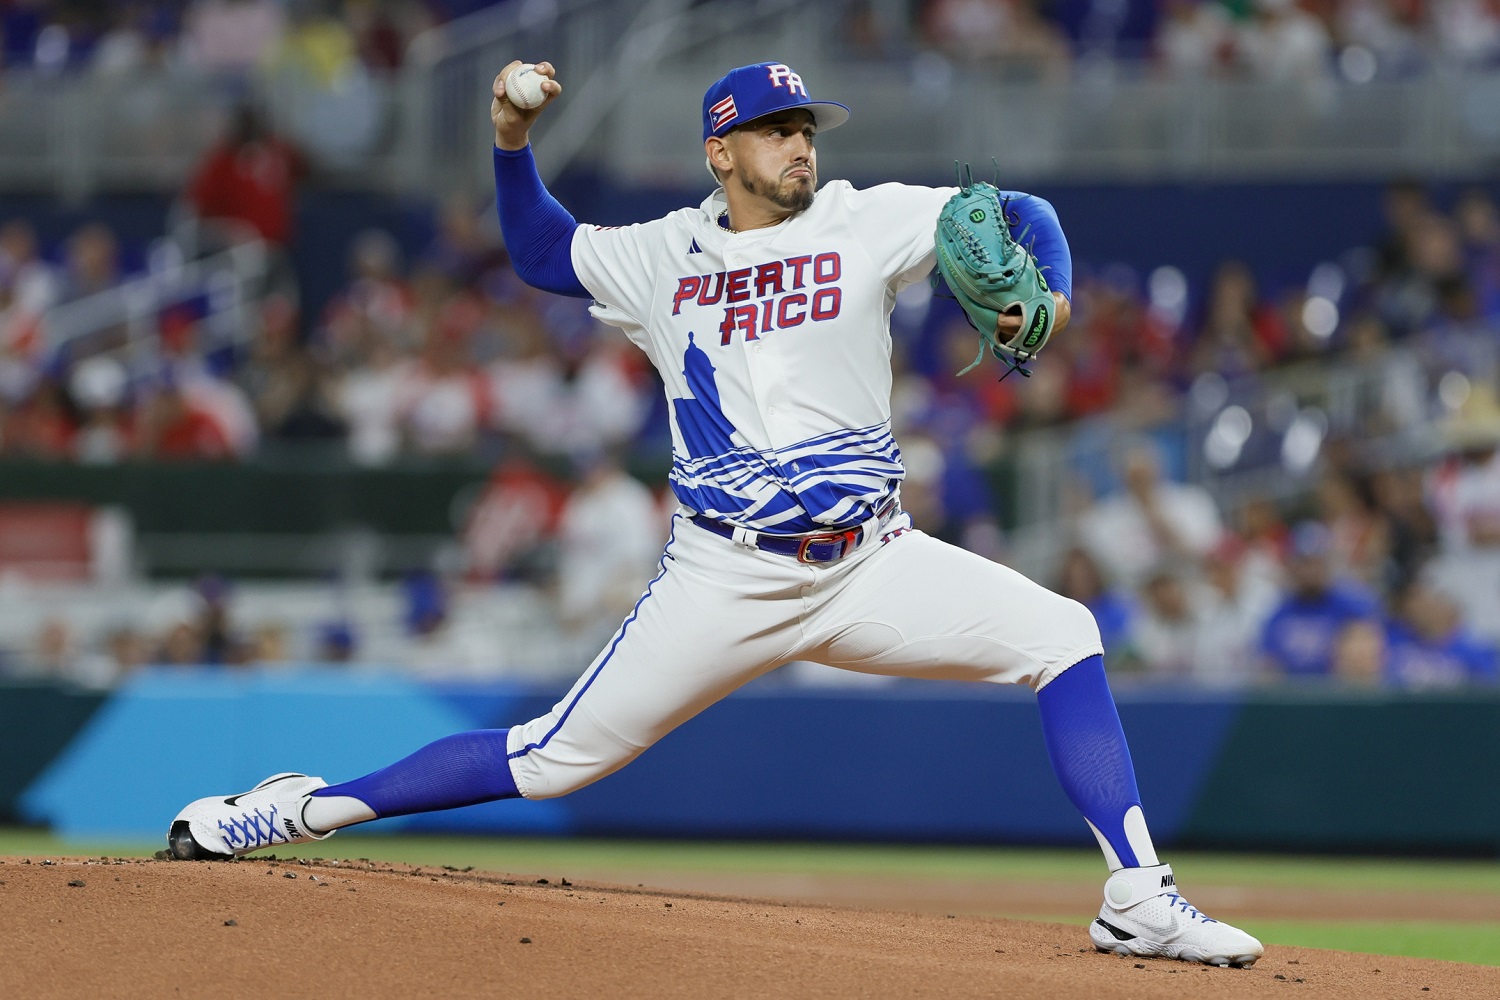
[994,190,1072,338]
[861,182,1072,338]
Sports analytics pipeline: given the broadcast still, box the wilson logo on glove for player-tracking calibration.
[1021,303,1050,351]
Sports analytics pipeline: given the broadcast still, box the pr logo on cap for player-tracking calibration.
[766,64,807,97]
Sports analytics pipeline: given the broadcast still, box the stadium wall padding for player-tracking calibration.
[8,672,1498,853]
[0,682,107,824]
[0,460,490,535]
[1181,695,1500,853]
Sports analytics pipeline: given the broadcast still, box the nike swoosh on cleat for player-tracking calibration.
[1094,918,1137,942]
[223,774,302,807]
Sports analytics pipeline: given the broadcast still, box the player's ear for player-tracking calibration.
[705,136,732,180]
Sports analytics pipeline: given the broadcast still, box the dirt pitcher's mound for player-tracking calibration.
[1,856,1494,1000]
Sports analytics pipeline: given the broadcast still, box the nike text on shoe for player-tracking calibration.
[167,773,334,860]
[1089,865,1264,968]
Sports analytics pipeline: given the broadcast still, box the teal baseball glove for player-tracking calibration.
[933,176,1056,377]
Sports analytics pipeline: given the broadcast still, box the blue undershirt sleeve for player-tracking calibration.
[493,145,590,299]
[997,190,1072,301]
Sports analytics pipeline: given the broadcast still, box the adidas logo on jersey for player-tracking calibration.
[688,239,702,254]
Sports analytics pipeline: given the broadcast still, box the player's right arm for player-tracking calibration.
[489,62,663,323]
[490,61,590,299]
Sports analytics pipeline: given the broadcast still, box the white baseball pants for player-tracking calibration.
[506,511,1103,798]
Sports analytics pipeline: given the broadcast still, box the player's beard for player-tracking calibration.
[739,163,816,213]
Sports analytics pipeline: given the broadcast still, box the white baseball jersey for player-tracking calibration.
[571,180,953,534]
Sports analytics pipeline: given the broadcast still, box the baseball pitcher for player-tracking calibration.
[166,59,1263,969]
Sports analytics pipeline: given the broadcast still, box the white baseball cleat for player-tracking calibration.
[167,772,334,860]
[1088,864,1264,968]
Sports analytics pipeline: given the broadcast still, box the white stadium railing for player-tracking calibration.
[39,235,268,375]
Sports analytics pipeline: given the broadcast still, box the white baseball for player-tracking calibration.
[504,63,547,110]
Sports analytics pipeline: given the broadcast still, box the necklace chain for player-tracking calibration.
[717,210,737,234]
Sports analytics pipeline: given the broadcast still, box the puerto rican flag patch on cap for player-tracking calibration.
[709,95,738,130]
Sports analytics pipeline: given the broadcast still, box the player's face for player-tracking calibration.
[725,110,818,213]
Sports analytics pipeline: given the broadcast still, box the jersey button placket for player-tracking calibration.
[744,275,780,433]
[732,238,785,443]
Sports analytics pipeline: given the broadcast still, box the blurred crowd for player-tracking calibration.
[0,0,509,171]
[4,0,1498,88]
[0,214,656,463]
[0,0,467,79]
[0,97,657,466]
[857,0,1500,83]
[1052,438,1499,689]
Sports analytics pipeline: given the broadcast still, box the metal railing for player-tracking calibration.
[40,235,268,370]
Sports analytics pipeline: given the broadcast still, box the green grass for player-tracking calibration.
[1247,920,1500,967]
[5,829,1497,965]
[999,912,1500,967]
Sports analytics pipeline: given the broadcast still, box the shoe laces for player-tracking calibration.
[1165,892,1217,924]
[217,804,290,850]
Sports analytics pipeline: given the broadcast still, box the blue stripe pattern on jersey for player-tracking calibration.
[669,334,901,534]
[670,422,903,533]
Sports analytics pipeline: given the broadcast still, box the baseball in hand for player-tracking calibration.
[504,64,547,110]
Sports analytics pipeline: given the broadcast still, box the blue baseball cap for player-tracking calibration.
[702,61,850,141]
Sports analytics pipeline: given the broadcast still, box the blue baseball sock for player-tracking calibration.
[306,729,520,827]
[1036,655,1158,871]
